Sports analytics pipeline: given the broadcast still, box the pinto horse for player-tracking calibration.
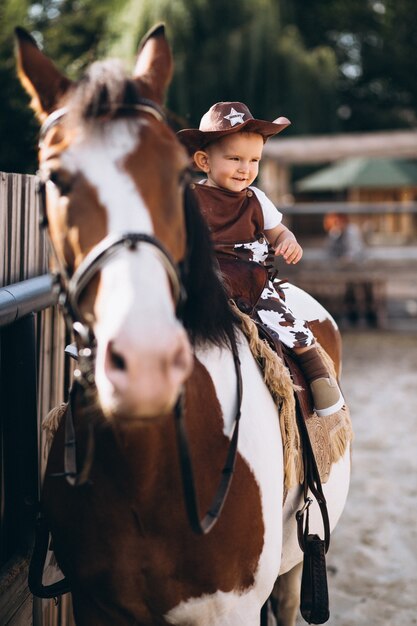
[16,25,350,626]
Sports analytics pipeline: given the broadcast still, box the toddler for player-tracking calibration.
[178,102,344,417]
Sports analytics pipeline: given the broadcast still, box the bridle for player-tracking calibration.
[35,98,244,539]
[37,101,186,386]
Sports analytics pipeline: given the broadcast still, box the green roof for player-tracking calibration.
[295,157,417,192]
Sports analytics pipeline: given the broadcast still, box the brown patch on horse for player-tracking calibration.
[123,121,188,263]
[40,133,108,318]
[45,170,108,269]
[42,358,264,624]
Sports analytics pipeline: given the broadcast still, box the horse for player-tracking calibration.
[16,24,351,626]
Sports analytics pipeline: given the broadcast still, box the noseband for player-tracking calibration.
[37,100,186,386]
[68,232,184,325]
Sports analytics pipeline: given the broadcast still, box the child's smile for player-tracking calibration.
[200,132,264,192]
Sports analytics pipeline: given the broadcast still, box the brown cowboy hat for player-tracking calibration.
[177,101,290,154]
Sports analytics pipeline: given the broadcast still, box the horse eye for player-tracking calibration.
[49,170,73,196]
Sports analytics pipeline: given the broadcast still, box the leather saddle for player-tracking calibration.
[218,257,269,316]
[218,257,314,418]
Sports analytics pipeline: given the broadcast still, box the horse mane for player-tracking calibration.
[181,184,239,348]
[65,60,142,125]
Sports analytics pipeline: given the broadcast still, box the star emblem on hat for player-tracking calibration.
[224,107,246,126]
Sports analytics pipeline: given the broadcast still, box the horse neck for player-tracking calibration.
[181,184,238,348]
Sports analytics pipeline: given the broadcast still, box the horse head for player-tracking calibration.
[16,25,194,418]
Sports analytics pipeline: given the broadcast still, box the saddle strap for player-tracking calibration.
[28,515,70,599]
[296,397,331,624]
[300,533,330,624]
[174,329,243,535]
[296,409,331,553]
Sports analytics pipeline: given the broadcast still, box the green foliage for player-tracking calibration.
[109,0,340,134]
[0,0,38,173]
[281,0,417,131]
[1,0,417,174]
[30,0,119,79]
[0,0,119,173]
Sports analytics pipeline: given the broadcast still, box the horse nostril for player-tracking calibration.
[109,343,127,371]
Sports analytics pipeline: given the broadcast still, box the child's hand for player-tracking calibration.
[274,238,303,264]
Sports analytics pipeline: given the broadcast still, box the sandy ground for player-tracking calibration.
[294,331,417,626]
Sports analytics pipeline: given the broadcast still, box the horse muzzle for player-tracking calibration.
[95,321,193,418]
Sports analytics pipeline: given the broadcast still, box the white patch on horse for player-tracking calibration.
[195,334,283,614]
[165,588,262,625]
[61,119,153,233]
[283,282,338,327]
[93,249,184,412]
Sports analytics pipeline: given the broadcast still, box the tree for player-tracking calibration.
[0,0,119,174]
[2,0,416,174]
[0,0,38,173]
[108,0,340,135]
[281,0,417,131]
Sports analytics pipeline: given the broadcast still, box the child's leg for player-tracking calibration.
[255,280,344,416]
[293,345,344,417]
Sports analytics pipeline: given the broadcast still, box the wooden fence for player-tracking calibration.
[0,172,74,625]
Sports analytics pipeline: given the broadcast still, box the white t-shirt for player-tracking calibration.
[249,186,283,230]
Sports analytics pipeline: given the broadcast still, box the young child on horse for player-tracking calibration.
[178,101,344,417]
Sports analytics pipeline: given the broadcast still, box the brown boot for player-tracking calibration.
[296,346,344,417]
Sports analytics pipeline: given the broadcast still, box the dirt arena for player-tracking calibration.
[294,331,417,625]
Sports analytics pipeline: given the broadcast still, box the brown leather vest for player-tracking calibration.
[193,184,265,259]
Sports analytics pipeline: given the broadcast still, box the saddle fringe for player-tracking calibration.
[231,303,353,489]
[312,344,354,481]
[231,302,303,489]
[42,402,68,461]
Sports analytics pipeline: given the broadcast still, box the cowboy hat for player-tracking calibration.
[177,101,290,154]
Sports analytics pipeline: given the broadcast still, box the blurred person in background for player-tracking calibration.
[323,213,379,327]
[324,213,366,264]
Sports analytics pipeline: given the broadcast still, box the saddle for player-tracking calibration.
[218,257,269,316]
[219,258,352,476]
[218,258,314,417]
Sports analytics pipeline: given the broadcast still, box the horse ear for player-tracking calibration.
[133,24,173,104]
[15,27,72,120]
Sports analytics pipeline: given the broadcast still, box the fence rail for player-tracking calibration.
[0,275,59,327]
[0,172,72,626]
[285,200,417,215]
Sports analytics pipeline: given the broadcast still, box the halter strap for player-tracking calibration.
[38,99,166,147]
[64,232,185,332]
[36,96,183,350]
[38,107,68,147]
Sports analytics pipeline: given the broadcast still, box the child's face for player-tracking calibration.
[197,132,264,192]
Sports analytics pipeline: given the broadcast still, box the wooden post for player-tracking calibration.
[259,158,292,206]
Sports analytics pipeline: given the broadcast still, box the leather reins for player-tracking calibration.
[174,328,243,535]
